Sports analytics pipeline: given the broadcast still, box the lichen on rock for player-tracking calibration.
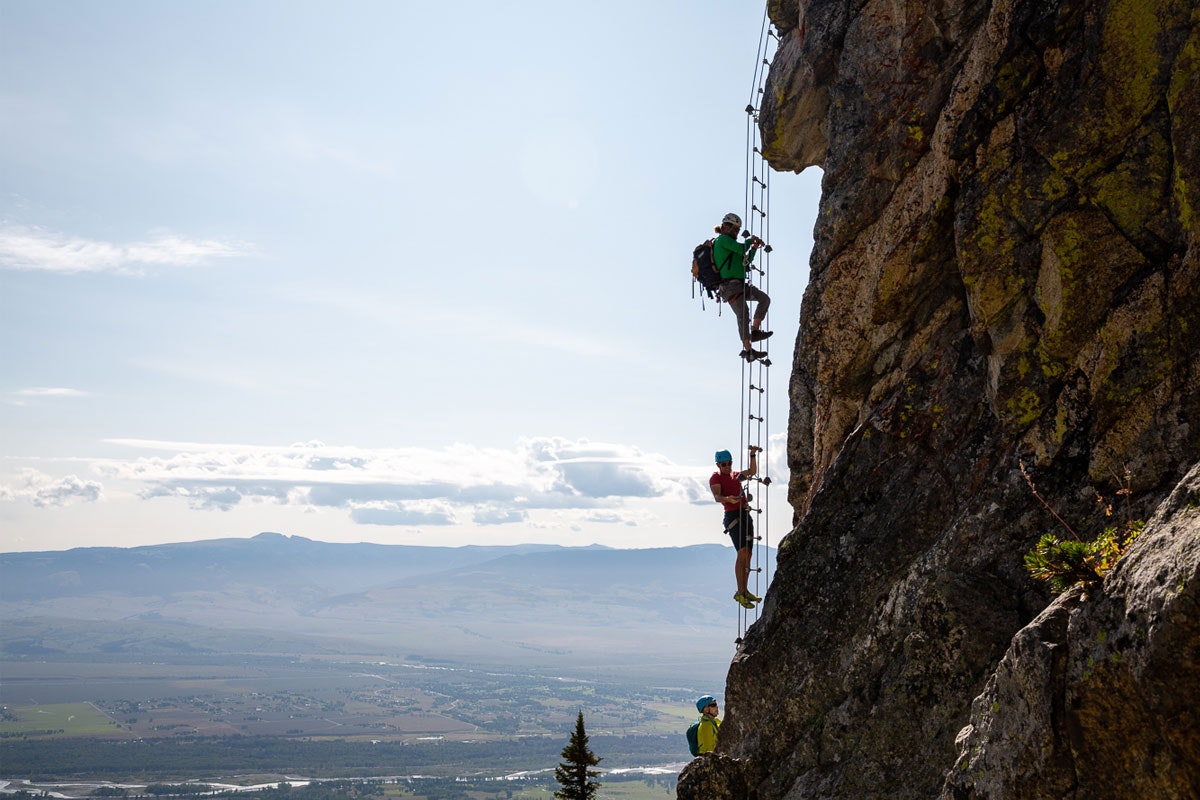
[678,0,1200,797]
[943,463,1200,799]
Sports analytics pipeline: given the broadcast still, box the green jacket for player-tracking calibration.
[712,233,756,281]
[697,714,720,753]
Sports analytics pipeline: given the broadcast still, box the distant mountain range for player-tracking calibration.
[1,533,774,685]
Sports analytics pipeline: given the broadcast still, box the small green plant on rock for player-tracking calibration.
[1020,462,1144,594]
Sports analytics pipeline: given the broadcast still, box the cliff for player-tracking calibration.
[679,0,1200,798]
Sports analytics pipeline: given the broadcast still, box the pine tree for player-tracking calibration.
[553,710,602,800]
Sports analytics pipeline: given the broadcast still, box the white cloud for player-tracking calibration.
[1,437,791,546]
[351,503,457,527]
[0,469,103,507]
[0,222,252,275]
[767,431,788,479]
[580,511,630,525]
[82,436,710,527]
[4,387,91,406]
[0,434,793,548]
[14,387,90,397]
[138,480,290,511]
[473,506,528,525]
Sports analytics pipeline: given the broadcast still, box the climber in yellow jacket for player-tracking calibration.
[694,695,721,754]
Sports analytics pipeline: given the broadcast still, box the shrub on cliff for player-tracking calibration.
[1021,463,1143,594]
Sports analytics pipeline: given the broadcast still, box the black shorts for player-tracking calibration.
[723,509,754,551]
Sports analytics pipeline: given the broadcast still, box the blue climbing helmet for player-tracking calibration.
[714,450,732,464]
[696,695,717,713]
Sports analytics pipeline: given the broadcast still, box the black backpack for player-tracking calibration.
[691,239,722,298]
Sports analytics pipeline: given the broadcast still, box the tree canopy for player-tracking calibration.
[553,711,601,800]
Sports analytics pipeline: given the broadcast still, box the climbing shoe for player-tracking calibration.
[733,593,755,609]
[740,348,767,362]
[749,330,773,341]
[743,590,762,603]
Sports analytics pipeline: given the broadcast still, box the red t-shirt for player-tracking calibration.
[710,471,747,511]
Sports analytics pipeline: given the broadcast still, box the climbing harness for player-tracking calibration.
[733,5,779,646]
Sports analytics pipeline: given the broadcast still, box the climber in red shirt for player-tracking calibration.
[709,446,762,609]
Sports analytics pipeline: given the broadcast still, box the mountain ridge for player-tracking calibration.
[0,532,631,600]
[1,534,766,686]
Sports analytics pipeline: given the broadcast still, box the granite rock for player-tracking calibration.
[678,0,1200,797]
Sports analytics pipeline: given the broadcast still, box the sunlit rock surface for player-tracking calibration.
[679,0,1200,797]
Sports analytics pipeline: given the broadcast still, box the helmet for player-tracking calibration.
[696,695,717,713]
[714,450,732,464]
[721,212,742,229]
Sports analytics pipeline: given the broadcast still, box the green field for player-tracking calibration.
[0,774,678,800]
[0,658,700,743]
[520,780,675,800]
[637,703,694,735]
[0,660,692,790]
[0,702,121,737]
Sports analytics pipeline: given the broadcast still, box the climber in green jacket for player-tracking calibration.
[712,211,772,361]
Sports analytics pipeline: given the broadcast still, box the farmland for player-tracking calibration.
[0,701,119,737]
[0,656,697,744]
[1,773,680,800]
[0,655,698,785]
[0,539,736,792]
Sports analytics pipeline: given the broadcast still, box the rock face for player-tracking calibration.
[677,0,1200,798]
[944,466,1200,799]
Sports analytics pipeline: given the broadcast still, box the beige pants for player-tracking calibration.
[720,279,770,342]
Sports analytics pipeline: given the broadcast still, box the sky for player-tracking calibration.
[0,0,822,554]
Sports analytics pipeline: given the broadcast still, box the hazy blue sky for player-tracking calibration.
[1,0,821,553]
